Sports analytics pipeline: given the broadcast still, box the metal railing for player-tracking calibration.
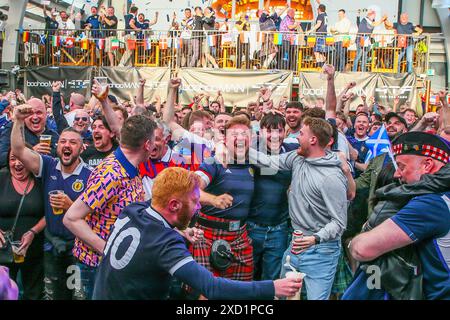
[18,29,430,74]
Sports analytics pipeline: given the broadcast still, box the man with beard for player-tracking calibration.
[92,167,302,300]
[139,120,187,199]
[345,112,409,244]
[249,117,349,300]
[346,132,450,299]
[81,116,117,167]
[346,113,370,177]
[248,112,299,280]
[283,102,303,144]
[0,98,59,168]
[11,104,92,300]
[189,115,255,288]
[63,82,157,300]
[355,112,408,213]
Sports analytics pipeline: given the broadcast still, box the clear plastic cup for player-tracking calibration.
[285,271,306,300]
[40,135,52,146]
[48,190,65,215]
[11,241,25,264]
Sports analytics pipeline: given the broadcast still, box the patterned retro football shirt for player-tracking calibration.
[73,147,145,267]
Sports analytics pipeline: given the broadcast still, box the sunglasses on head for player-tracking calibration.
[74,116,89,122]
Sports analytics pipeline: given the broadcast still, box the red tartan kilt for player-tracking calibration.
[189,213,254,281]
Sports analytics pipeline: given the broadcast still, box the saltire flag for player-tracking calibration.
[111,38,119,50]
[81,38,89,50]
[273,33,282,45]
[22,31,30,43]
[325,36,335,46]
[364,125,397,169]
[307,36,316,47]
[96,39,105,50]
[52,35,60,47]
[39,34,47,45]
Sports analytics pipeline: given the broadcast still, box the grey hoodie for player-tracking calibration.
[249,149,348,242]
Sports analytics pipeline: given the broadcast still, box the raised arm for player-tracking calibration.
[136,78,145,107]
[10,105,42,176]
[324,64,337,119]
[91,80,122,137]
[51,81,69,134]
[216,91,225,113]
[149,12,159,26]
[163,78,186,141]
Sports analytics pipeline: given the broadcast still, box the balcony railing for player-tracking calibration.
[18,29,430,74]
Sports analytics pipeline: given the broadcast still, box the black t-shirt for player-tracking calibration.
[81,144,117,168]
[45,16,59,33]
[102,15,118,36]
[394,22,415,35]
[202,15,215,31]
[0,170,44,259]
[192,15,204,36]
[93,202,193,300]
[316,13,328,33]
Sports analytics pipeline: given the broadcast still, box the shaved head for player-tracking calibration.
[70,93,85,110]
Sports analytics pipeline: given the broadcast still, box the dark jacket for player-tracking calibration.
[52,92,93,145]
[0,122,59,169]
[359,163,450,299]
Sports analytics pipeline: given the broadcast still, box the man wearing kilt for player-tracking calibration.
[190,115,255,283]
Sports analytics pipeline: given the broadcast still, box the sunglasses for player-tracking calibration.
[74,117,89,122]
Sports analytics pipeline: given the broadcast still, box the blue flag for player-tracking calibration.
[364,125,392,163]
[39,34,47,45]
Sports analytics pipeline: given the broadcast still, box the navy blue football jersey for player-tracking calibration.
[93,202,193,300]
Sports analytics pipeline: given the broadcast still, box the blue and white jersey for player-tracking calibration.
[93,202,193,300]
[391,192,450,300]
[196,160,255,221]
[37,155,92,240]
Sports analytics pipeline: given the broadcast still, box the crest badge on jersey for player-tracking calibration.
[72,179,84,192]
[248,167,254,177]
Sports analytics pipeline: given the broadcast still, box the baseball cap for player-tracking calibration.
[384,112,408,128]
[392,132,450,164]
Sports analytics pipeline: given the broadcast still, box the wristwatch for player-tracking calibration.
[313,234,321,244]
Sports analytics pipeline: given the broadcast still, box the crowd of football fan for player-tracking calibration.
[35,1,423,71]
[0,1,449,302]
[0,61,449,300]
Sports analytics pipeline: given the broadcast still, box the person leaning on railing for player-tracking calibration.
[384,12,423,73]
[330,9,352,72]
[100,6,118,67]
[118,6,140,67]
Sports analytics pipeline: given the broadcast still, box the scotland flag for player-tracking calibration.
[364,125,393,164]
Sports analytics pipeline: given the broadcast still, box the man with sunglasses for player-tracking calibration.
[51,82,93,145]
